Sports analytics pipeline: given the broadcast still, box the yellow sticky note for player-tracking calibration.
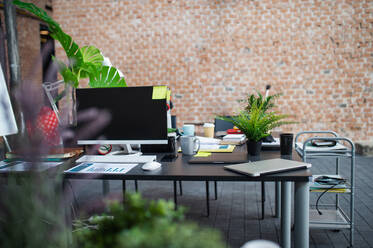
[152,86,168,99]
[166,89,171,101]
[194,152,212,157]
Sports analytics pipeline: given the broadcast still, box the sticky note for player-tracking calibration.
[166,89,171,101]
[152,86,168,99]
[194,152,212,157]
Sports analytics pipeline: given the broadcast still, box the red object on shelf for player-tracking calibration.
[227,128,243,134]
[27,106,60,146]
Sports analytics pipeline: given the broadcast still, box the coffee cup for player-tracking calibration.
[203,123,215,138]
[182,124,195,136]
[180,136,200,155]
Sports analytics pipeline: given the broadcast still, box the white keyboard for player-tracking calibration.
[76,155,156,164]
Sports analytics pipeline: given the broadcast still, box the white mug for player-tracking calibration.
[180,136,200,155]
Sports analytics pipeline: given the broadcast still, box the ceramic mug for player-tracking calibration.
[182,124,195,136]
[180,136,200,155]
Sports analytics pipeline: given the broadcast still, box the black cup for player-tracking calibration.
[280,133,294,155]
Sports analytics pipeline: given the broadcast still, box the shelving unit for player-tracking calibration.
[295,131,355,247]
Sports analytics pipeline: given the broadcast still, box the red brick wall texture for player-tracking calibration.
[52,1,371,141]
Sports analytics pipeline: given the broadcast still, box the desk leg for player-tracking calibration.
[261,181,265,219]
[103,180,110,196]
[281,181,291,248]
[173,180,178,210]
[214,181,218,200]
[122,180,126,203]
[134,180,138,192]
[294,181,309,248]
[275,181,281,218]
[179,181,183,196]
[205,181,210,217]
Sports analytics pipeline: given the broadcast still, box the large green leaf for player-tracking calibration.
[13,0,60,31]
[14,0,83,73]
[78,46,104,78]
[50,31,82,68]
[53,57,79,88]
[89,66,127,88]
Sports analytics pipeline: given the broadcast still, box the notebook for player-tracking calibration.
[188,153,249,164]
[224,158,311,177]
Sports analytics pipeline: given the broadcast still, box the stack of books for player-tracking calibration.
[221,134,246,145]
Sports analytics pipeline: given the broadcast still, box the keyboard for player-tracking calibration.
[76,155,156,163]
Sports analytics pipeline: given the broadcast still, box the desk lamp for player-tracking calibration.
[0,66,18,152]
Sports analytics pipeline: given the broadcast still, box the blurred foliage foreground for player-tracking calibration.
[0,173,226,248]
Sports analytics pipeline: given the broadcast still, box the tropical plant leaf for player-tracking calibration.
[53,57,79,88]
[50,31,83,68]
[13,0,60,31]
[76,46,103,78]
[14,0,83,75]
[80,46,104,67]
[89,66,127,88]
[14,0,127,89]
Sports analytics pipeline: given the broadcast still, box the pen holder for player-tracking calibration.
[280,133,293,155]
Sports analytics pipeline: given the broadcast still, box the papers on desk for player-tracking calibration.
[199,144,235,152]
[221,134,247,145]
[65,163,138,174]
[188,136,235,152]
[195,136,221,144]
[0,160,62,172]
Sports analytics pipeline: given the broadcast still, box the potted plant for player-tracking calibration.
[73,193,226,248]
[218,96,293,156]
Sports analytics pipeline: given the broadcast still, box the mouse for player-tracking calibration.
[141,161,162,171]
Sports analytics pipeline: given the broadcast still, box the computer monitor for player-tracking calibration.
[76,86,168,145]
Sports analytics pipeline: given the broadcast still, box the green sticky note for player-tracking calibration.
[152,86,168,99]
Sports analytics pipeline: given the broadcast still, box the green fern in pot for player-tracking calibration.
[218,99,293,155]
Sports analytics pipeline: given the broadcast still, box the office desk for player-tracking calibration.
[64,149,311,248]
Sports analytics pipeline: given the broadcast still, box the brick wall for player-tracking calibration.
[48,0,373,142]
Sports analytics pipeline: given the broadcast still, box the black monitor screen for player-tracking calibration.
[76,86,168,143]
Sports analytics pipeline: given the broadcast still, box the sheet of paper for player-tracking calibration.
[196,136,221,144]
[200,144,228,150]
[66,163,138,174]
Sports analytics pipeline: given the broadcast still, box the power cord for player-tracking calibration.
[314,176,347,215]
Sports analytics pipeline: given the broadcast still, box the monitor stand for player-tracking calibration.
[109,144,142,156]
